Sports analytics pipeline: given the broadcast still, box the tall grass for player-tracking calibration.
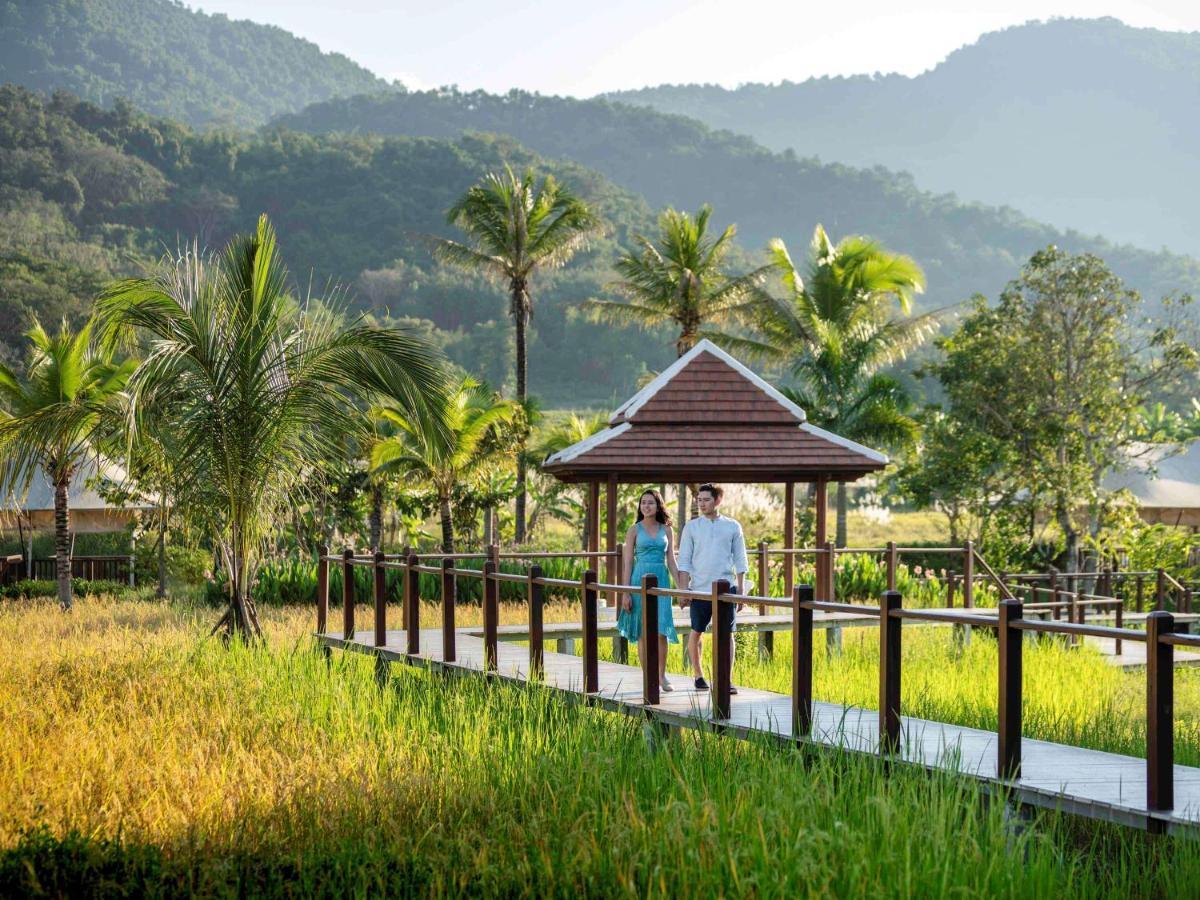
[1,597,1198,896]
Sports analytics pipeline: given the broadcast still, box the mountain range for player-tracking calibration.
[609,17,1200,256]
[0,2,1197,409]
[0,0,392,127]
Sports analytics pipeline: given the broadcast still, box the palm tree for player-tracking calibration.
[753,225,936,546]
[533,411,608,547]
[97,216,446,640]
[588,205,768,522]
[0,319,134,609]
[437,166,602,543]
[588,205,769,357]
[371,376,519,554]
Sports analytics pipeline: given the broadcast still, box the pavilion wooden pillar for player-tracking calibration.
[815,478,829,599]
[607,472,626,663]
[783,481,796,594]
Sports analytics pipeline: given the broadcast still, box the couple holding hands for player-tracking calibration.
[617,483,748,693]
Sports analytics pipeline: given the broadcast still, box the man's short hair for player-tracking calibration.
[697,483,724,500]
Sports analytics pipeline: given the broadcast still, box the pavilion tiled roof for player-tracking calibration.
[543,340,887,483]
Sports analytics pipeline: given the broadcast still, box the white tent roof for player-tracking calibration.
[1103,442,1200,510]
[1,456,155,514]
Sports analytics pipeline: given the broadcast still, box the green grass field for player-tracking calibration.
[2,595,1199,897]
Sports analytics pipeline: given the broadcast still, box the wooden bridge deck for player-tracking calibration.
[319,627,1200,833]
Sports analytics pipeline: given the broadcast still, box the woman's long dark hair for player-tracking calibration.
[635,489,672,527]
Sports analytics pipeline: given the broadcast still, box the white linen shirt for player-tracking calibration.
[676,514,749,595]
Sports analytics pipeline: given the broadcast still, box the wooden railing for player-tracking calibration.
[26,555,135,585]
[316,543,1195,818]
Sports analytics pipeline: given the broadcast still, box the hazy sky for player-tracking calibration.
[193,1,1200,96]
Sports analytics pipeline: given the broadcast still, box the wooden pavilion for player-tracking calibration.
[542,340,888,597]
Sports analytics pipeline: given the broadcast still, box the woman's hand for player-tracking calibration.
[621,593,633,612]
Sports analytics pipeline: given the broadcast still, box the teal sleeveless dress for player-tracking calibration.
[617,521,679,644]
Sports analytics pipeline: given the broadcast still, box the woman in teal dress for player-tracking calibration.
[618,489,680,691]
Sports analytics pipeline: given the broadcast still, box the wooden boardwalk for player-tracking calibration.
[319,626,1200,833]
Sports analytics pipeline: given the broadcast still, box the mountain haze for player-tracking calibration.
[273,87,1200,318]
[608,17,1200,255]
[0,0,391,127]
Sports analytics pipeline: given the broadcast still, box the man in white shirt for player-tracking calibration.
[676,483,748,691]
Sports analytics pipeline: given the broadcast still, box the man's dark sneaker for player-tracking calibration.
[694,676,709,690]
[729,685,739,695]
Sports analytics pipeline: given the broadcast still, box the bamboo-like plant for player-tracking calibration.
[0,319,134,610]
[98,215,447,639]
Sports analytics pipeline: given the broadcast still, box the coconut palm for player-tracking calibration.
[437,166,602,543]
[0,319,135,609]
[371,376,520,554]
[588,205,768,522]
[753,225,936,546]
[587,205,769,358]
[97,216,446,640]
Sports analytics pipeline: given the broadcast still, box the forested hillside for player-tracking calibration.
[0,0,391,127]
[272,86,1200,319]
[609,18,1200,255]
[0,85,668,405]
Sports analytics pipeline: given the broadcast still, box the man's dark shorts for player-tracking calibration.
[689,598,736,634]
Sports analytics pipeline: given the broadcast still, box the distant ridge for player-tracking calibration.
[272,86,1200,319]
[0,0,393,128]
[606,17,1200,255]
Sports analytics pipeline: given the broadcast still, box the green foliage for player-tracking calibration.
[924,248,1199,555]
[98,215,447,637]
[0,0,391,128]
[0,87,665,406]
[209,554,588,608]
[275,85,1200,330]
[589,204,768,356]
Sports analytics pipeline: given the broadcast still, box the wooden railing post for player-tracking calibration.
[1115,603,1124,657]
[1156,568,1166,611]
[405,552,420,656]
[1147,611,1175,814]
[528,565,544,679]
[582,570,599,693]
[613,543,628,664]
[997,599,1023,779]
[373,551,387,648]
[712,579,733,720]
[824,540,836,602]
[342,548,355,641]
[793,584,814,738]
[879,590,903,752]
[642,573,659,705]
[400,546,411,630]
[886,541,898,591]
[757,540,772,659]
[1137,574,1145,613]
[482,560,498,673]
[441,558,456,662]
[316,544,329,635]
[962,541,975,608]
[946,572,956,608]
